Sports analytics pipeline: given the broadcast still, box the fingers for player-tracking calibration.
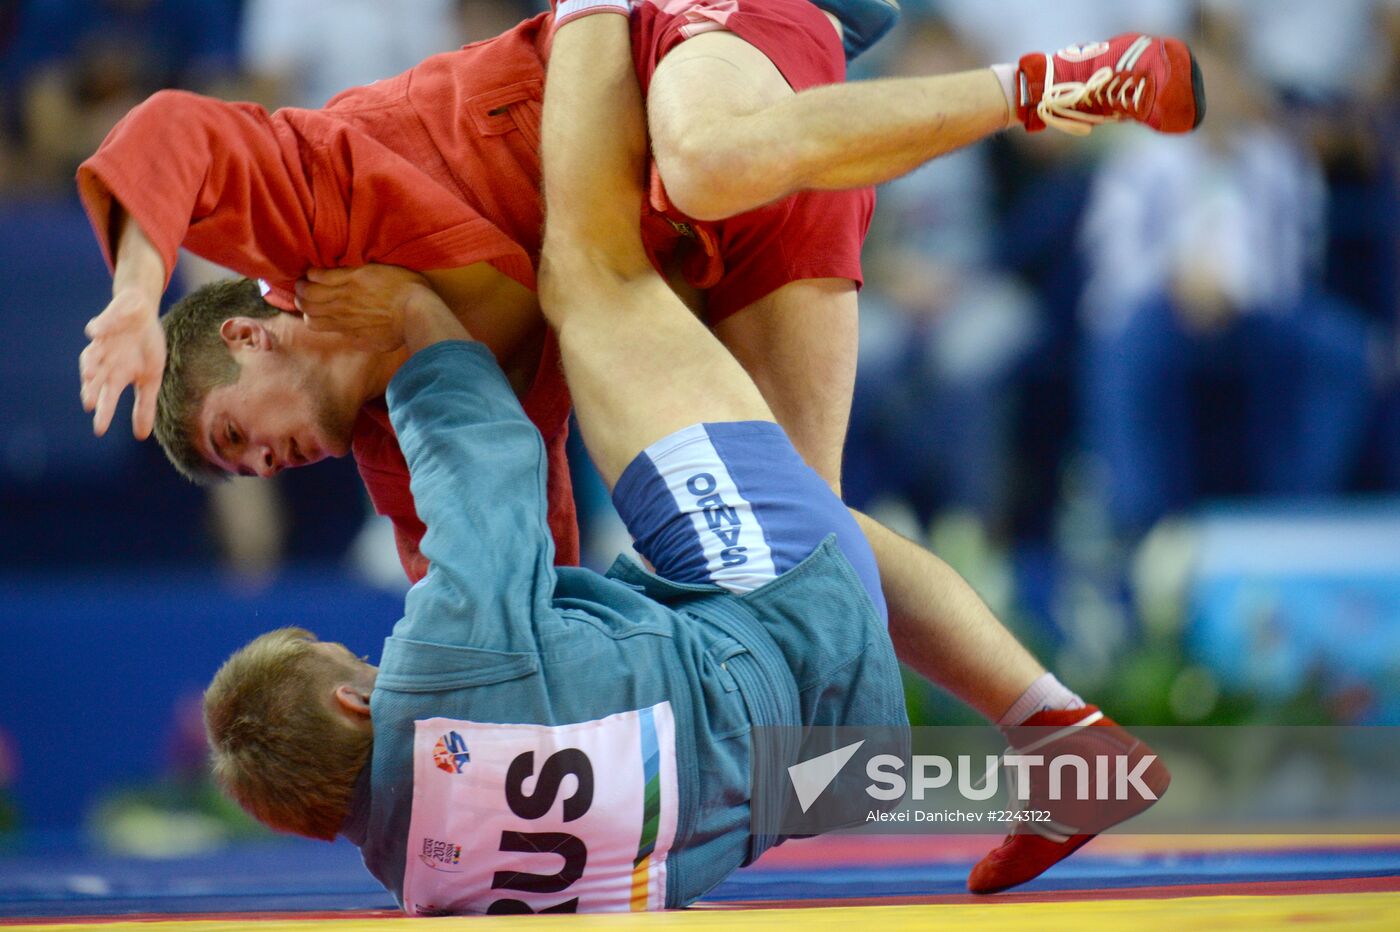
[298,265,420,306]
[297,283,385,334]
[132,395,155,440]
[301,308,377,338]
[298,295,357,324]
[296,268,416,355]
[294,278,346,307]
[80,296,167,439]
[306,265,410,285]
[84,301,125,338]
[132,372,159,440]
[303,313,343,332]
[79,344,102,411]
[92,382,117,437]
[78,342,145,437]
[304,267,355,286]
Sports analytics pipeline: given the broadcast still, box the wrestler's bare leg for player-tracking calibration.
[713,279,857,486]
[537,15,772,489]
[715,282,1045,721]
[647,22,1011,221]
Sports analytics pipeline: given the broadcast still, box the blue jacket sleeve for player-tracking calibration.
[385,340,554,652]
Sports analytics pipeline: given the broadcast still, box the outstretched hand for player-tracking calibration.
[295,265,441,353]
[79,289,166,439]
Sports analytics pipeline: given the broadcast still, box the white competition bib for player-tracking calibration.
[402,703,679,916]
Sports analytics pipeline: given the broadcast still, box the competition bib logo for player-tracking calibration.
[433,731,471,774]
[419,837,463,872]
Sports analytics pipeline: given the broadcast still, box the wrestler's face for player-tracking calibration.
[197,337,358,478]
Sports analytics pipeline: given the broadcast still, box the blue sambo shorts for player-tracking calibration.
[611,421,886,621]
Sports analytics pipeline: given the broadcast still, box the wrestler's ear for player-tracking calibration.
[219,317,273,353]
[333,684,373,726]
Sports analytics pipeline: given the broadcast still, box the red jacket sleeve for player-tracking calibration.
[76,89,321,290]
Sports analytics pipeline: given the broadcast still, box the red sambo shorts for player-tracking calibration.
[631,0,875,323]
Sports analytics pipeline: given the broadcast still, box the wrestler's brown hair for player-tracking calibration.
[203,627,374,841]
[154,278,278,484]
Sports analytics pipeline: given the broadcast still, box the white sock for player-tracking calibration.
[991,63,1019,128]
[998,673,1086,728]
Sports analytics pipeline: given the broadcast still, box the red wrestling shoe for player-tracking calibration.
[1016,34,1205,136]
[967,706,1170,895]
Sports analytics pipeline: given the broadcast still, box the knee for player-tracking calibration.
[536,249,589,330]
[652,124,759,222]
[537,245,655,332]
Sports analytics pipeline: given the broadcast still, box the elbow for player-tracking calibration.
[145,87,186,107]
[138,87,202,120]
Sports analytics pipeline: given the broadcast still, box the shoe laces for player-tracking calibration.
[1038,56,1148,136]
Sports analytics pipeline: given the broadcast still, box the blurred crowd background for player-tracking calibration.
[2,0,1399,851]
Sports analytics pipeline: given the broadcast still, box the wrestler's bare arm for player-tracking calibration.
[78,208,166,439]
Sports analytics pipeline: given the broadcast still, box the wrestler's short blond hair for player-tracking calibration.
[204,627,373,841]
[155,278,277,484]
